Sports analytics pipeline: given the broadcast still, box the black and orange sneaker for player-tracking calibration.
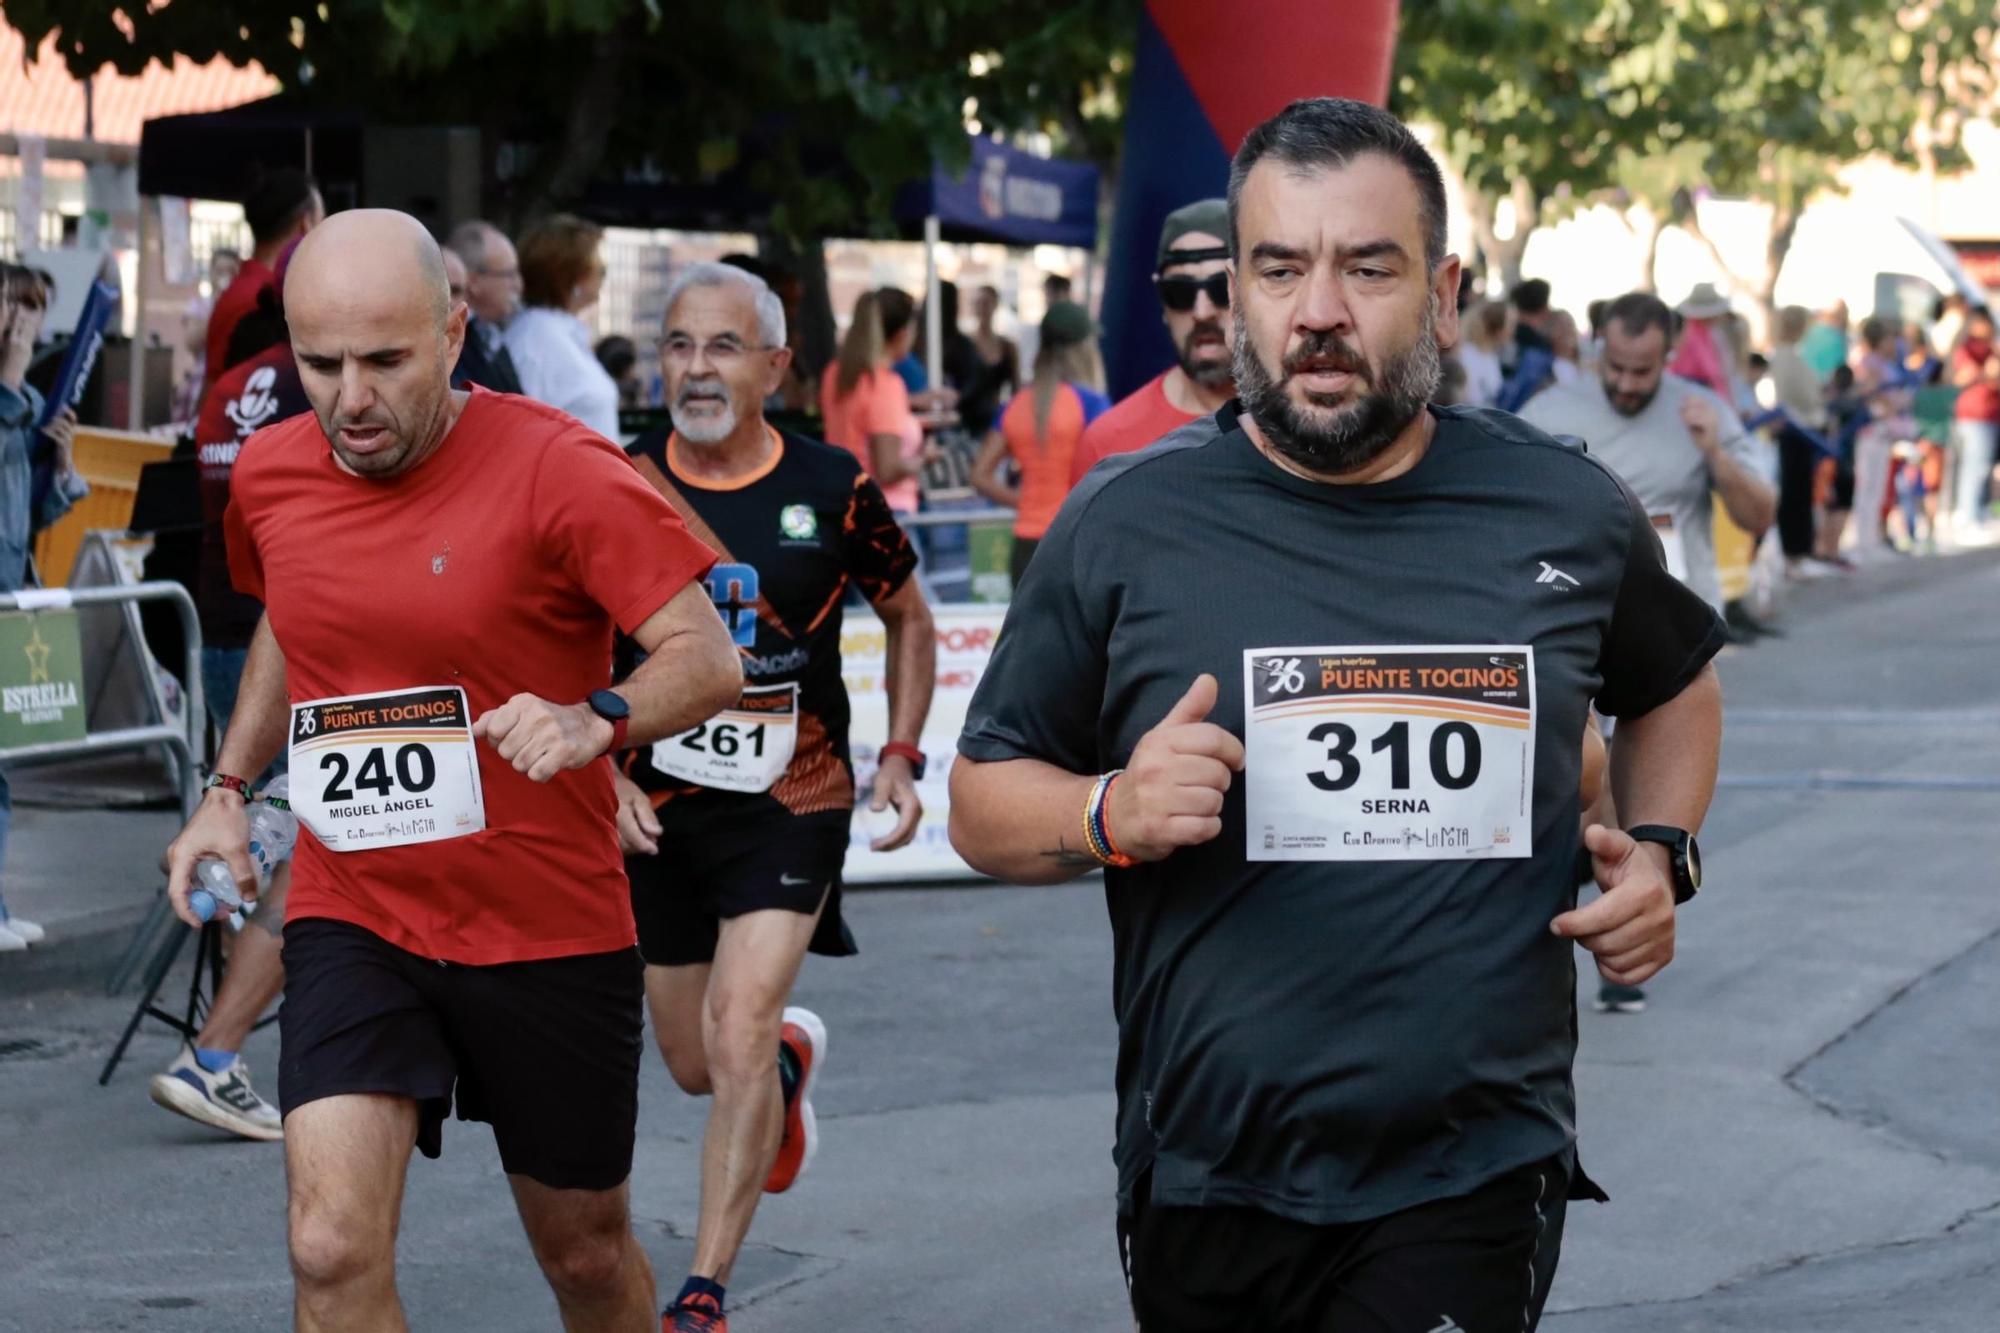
[663,1290,727,1333]
[763,1006,826,1194]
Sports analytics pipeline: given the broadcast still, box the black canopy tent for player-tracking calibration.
[138,97,365,211]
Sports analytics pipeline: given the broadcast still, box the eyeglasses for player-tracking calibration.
[1155,272,1230,313]
[661,334,775,363]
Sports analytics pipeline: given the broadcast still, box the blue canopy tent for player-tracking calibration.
[891,136,1100,386]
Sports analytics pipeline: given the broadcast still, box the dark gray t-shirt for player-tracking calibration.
[959,403,1725,1225]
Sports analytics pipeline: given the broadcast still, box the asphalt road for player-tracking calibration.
[2,549,1997,1331]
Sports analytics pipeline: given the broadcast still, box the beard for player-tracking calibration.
[1176,317,1235,389]
[670,377,740,444]
[1232,300,1440,475]
[321,400,424,477]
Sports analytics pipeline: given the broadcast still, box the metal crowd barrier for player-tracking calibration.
[0,581,204,994]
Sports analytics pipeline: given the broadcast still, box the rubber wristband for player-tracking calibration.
[880,741,926,773]
[606,714,630,754]
[204,772,253,800]
[1084,770,1138,869]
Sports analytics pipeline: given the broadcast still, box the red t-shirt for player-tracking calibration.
[195,344,310,648]
[1952,340,2000,422]
[203,260,276,391]
[226,388,717,963]
[1069,371,1201,485]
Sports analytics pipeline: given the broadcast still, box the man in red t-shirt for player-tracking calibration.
[203,168,323,396]
[1070,199,1238,484]
[164,210,742,1331]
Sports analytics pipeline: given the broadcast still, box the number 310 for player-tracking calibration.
[1305,720,1481,792]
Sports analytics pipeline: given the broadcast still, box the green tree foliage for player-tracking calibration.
[6,0,1136,235]
[1394,0,1998,312]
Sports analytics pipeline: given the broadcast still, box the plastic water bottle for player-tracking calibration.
[190,776,297,927]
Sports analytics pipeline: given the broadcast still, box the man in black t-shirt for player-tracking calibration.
[614,262,935,1333]
[952,99,1724,1332]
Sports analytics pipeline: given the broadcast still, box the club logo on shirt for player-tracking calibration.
[224,365,281,437]
[779,504,818,542]
[707,563,761,647]
[431,541,451,576]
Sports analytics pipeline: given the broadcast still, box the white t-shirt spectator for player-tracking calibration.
[1521,373,1768,612]
[1457,343,1504,407]
[503,306,621,440]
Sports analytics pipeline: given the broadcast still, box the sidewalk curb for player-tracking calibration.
[0,901,160,999]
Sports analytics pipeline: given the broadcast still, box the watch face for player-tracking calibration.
[590,689,630,720]
[1684,835,1702,890]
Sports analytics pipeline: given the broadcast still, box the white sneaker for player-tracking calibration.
[2,916,45,945]
[148,1045,284,1141]
[0,924,26,953]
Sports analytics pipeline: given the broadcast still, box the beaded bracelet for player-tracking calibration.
[1082,770,1138,868]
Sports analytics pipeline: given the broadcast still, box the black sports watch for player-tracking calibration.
[1625,825,1701,904]
[586,688,631,753]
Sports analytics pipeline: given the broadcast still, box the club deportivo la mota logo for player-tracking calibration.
[780,504,818,541]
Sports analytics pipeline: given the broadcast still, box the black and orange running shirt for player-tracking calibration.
[623,425,917,832]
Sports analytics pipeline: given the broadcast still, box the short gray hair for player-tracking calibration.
[662,261,786,348]
[445,219,506,272]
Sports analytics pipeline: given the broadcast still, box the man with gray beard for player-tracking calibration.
[616,262,936,1332]
[951,99,1726,1330]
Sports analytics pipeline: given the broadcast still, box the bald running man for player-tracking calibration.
[164,210,742,1331]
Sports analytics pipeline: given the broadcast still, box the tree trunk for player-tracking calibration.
[1758,203,1803,340]
[508,22,635,226]
[1624,204,1666,293]
[1457,173,1539,296]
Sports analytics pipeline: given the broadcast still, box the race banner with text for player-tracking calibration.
[842,604,1007,883]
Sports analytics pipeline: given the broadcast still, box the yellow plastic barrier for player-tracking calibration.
[1712,496,1755,604]
[32,428,175,588]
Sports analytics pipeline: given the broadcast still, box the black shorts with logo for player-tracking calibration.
[277,917,643,1192]
[1121,1153,1583,1333]
[627,809,857,967]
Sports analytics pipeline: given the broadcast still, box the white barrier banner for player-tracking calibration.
[842,604,1006,883]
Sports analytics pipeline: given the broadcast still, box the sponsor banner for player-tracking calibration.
[0,609,88,750]
[842,604,1006,883]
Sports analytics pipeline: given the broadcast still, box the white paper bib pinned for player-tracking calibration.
[288,686,486,851]
[1243,646,1536,861]
[652,682,799,793]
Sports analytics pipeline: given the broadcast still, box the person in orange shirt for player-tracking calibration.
[818,288,940,518]
[970,302,1110,587]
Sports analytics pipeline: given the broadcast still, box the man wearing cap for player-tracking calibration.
[1069,200,1237,484]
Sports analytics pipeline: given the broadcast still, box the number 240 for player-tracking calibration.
[321,744,437,802]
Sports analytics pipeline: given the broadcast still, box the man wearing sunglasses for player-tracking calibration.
[1070,199,1238,485]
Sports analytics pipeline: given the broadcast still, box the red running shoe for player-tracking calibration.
[663,1290,726,1332]
[763,1006,826,1194]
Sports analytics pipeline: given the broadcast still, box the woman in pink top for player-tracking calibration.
[820,288,937,514]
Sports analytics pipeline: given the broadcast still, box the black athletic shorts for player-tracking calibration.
[627,809,857,967]
[1121,1153,1577,1333]
[277,917,643,1192]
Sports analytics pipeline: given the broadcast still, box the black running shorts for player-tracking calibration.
[627,809,857,967]
[277,917,643,1192]
[1121,1153,1576,1332]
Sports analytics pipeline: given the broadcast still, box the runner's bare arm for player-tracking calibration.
[952,674,1244,884]
[868,573,936,851]
[163,614,290,925]
[968,429,1020,509]
[1553,663,1722,985]
[949,757,1104,885]
[475,579,741,782]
